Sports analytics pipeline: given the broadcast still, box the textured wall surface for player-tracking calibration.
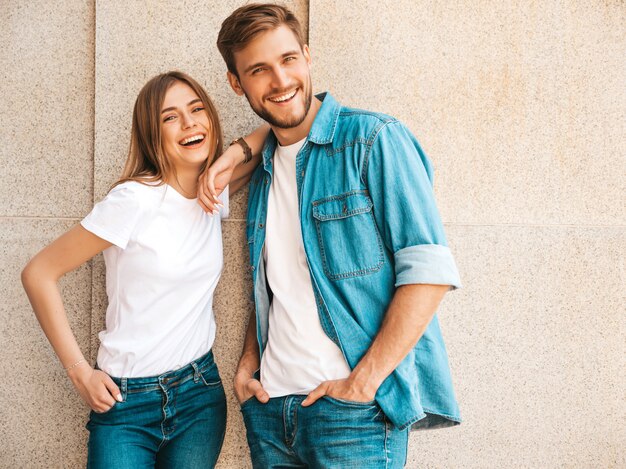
[310,0,625,467]
[1,0,624,468]
[0,1,95,467]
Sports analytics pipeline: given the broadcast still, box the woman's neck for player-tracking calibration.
[165,169,199,199]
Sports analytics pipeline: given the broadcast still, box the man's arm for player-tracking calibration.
[233,311,270,404]
[303,119,460,405]
[302,283,448,405]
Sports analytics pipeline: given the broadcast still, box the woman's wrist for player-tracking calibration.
[66,361,92,384]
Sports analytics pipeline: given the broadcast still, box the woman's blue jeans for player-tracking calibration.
[86,350,226,468]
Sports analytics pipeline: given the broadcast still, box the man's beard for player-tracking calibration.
[245,82,313,129]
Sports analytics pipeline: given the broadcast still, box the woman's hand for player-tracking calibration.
[67,363,122,413]
[197,147,241,213]
[197,124,269,212]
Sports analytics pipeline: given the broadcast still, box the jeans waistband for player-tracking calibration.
[106,350,215,393]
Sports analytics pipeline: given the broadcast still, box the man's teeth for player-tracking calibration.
[181,135,204,145]
[269,89,297,102]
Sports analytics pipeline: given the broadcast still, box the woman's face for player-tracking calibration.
[160,81,213,173]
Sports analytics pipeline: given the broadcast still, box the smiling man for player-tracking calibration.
[212,4,462,468]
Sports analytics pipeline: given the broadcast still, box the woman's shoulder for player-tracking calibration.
[100,180,166,215]
[109,180,165,200]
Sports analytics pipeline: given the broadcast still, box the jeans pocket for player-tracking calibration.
[198,362,222,388]
[239,396,257,410]
[323,396,377,408]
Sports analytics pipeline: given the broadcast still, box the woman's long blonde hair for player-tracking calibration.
[114,71,223,188]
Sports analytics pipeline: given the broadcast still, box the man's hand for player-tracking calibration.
[301,377,378,406]
[67,363,122,413]
[234,368,270,405]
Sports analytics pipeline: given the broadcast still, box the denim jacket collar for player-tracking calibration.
[260,92,340,171]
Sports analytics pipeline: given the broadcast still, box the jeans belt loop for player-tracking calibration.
[191,362,200,383]
[120,377,127,401]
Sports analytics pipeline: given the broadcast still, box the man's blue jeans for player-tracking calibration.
[241,395,409,468]
[86,350,226,468]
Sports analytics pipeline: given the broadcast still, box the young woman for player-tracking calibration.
[21,71,266,468]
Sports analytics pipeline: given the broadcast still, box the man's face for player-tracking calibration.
[228,25,312,129]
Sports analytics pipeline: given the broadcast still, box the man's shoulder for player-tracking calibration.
[335,103,400,142]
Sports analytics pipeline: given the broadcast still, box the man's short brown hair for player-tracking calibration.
[217,3,305,77]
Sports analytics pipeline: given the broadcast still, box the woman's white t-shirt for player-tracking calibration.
[81,181,228,378]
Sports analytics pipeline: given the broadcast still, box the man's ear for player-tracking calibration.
[303,44,312,66]
[227,71,245,96]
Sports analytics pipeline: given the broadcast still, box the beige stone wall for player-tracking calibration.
[1,1,623,468]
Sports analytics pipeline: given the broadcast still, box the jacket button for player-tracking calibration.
[258,223,264,229]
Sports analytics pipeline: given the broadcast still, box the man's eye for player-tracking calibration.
[285,56,296,62]
[252,67,265,75]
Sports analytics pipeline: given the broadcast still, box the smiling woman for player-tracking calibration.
[20,71,267,469]
[115,72,223,200]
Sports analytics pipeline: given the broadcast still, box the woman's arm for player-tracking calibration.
[21,224,122,412]
[198,124,270,212]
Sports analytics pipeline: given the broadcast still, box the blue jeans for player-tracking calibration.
[86,350,227,469]
[241,395,409,468]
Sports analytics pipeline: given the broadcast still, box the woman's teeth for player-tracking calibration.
[181,135,204,146]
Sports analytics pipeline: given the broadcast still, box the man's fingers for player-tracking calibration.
[247,379,270,404]
[301,382,328,407]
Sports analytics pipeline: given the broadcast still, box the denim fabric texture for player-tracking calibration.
[241,396,408,468]
[86,350,226,468]
[246,93,462,431]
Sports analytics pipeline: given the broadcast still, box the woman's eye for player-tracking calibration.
[192,106,205,112]
[163,115,176,122]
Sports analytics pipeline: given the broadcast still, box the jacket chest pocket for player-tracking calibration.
[312,191,384,280]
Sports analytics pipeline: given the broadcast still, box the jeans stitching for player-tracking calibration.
[384,414,389,469]
[158,384,169,450]
[282,398,289,447]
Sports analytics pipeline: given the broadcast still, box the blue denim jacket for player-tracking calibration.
[246,93,462,431]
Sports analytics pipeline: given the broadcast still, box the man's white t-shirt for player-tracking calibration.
[81,181,228,378]
[261,138,351,396]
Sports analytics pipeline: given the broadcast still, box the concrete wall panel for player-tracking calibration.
[414,224,625,468]
[213,221,255,468]
[0,219,92,467]
[0,1,94,217]
[310,0,625,226]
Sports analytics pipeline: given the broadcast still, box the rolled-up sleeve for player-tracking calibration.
[363,120,461,289]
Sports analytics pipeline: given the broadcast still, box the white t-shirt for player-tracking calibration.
[260,138,351,396]
[81,181,228,377]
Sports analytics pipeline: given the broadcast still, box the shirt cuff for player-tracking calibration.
[394,244,462,289]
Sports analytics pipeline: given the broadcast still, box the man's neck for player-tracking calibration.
[272,97,322,146]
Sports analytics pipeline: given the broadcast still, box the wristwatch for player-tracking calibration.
[230,137,252,164]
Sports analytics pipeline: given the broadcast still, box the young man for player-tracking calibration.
[201,4,462,467]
